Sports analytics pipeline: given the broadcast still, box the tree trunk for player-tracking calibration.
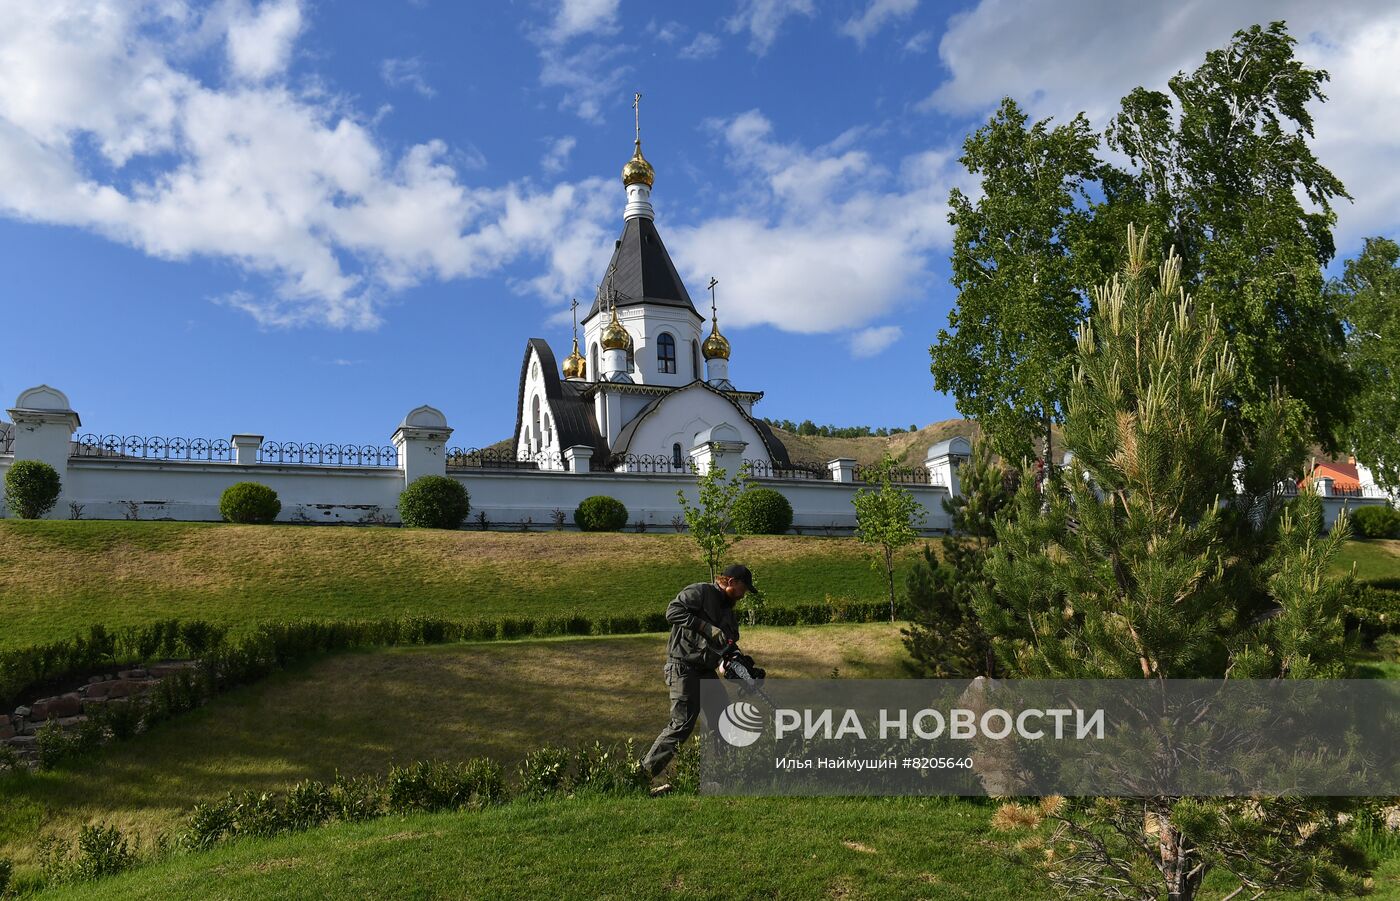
[1043,405,1053,472]
[1158,815,1202,901]
[886,548,897,623]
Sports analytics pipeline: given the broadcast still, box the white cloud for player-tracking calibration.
[679,32,722,61]
[926,0,1400,250]
[224,0,302,81]
[667,110,962,335]
[850,325,903,358]
[901,29,932,55]
[0,1,620,329]
[840,0,918,48]
[547,0,619,43]
[541,135,577,174]
[380,57,435,98]
[726,0,814,56]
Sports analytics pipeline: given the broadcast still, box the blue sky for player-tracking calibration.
[2,1,1397,449]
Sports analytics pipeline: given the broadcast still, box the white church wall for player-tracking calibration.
[612,385,772,465]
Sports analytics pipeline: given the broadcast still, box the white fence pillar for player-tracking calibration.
[564,445,594,474]
[689,423,747,476]
[231,434,262,466]
[828,458,856,483]
[925,436,972,498]
[6,386,80,516]
[391,405,453,486]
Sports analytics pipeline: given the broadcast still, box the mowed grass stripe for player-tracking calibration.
[0,522,920,650]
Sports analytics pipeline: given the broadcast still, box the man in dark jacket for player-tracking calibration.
[640,563,755,783]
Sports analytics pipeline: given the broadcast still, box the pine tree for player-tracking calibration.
[979,227,1368,900]
[901,439,1012,677]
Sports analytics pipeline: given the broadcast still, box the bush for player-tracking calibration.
[73,823,135,882]
[518,746,572,798]
[0,856,11,896]
[398,476,470,529]
[731,488,793,534]
[1351,504,1400,539]
[219,482,281,524]
[574,495,628,532]
[4,459,61,519]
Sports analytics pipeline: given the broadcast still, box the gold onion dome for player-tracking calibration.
[601,304,631,350]
[562,338,586,379]
[621,140,655,188]
[702,321,731,361]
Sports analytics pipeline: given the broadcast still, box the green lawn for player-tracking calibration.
[42,795,1046,901]
[0,522,921,650]
[0,625,910,869]
[1335,538,1400,592]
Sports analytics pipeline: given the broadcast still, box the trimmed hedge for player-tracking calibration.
[399,476,471,529]
[732,488,794,534]
[1351,505,1400,539]
[4,459,62,519]
[219,482,281,524]
[574,495,628,532]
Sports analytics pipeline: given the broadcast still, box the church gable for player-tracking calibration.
[610,381,788,467]
[514,339,606,463]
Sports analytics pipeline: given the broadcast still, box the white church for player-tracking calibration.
[513,128,792,475]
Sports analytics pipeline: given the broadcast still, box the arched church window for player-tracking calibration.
[626,346,635,374]
[531,396,542,449]
[657,333,677,374]
[691,340,700,379]
[672,443,683,467]
[590,343,599,381]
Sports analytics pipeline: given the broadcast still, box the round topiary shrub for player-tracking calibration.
[219,482,282,524]
[574,495,628,532]
[3,459,62,519]
[398,475,470,529]
[732,487,794,534]
[1350,504,1400,539]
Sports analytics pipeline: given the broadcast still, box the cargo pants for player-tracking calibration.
[641,661,727,778]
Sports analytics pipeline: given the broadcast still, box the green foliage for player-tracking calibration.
[731,487,793,535]
[573,495,628,532]
[0,856,10,897]
[1334,237,1400,490]
[37,823,137,886]
[676,465,750,579]
[218,482,281,525]
[387,760,505,813]
[518,746,572,799]
[983,230,1366,898]
[1105,22,1354,454]
[1350,505,1400,540]
[902,439,1011,676]
[763,418,916,438]
[397,476,470,529]
[932,97,1102,465]
[3,460,61,520]
[853,455,926,622]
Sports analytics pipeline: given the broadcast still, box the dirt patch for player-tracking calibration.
[841,840,877,854]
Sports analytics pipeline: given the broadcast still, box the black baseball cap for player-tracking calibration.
[721,563,756,593]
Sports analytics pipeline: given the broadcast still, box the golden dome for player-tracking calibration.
[621,140,655,188]
[702,321,730,361]
[601,303,631,350]
[562,337,586,379]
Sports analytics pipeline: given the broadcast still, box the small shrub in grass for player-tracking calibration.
[230,791,290,839]
[0,857,11,896]
[1351,504,1400,539]
[518,746,571,798]
[573,495,628,532]
[398,476,470,529]
[282,780,337,831]
[330,773,386,823]
[669,741,701,795]
[573,740,648,796]
[1377,633,1400,663]
[35,721,81,770]
[731,487,793,534]
[219,481,281,524]
[182,798,237,851]
[3,459,62,519]
[73,823,136,882]
[496,617,535,640]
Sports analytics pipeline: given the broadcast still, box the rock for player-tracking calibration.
[45,695,82,718]
[85,681,113,699]
[29,699,52,720]
[14,706,29,718]
[88,675,106,685]
[0,723,13,740]
[8,735,37,749]
[149,662,197,678]
[118,669,148,680]
[56,716,84,729]
[1384,806,1400,832]
[105,681,133,699]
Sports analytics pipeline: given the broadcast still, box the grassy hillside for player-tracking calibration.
[766,418,1067,468]
[0,626,909,865]
[0,522,920,650]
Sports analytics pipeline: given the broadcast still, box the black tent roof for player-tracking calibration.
[586,217,701,321]
[514,339,608,460]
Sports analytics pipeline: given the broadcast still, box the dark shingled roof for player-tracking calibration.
[609,381,791,467]
[515,339,608,460]
[586,217,701,321]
